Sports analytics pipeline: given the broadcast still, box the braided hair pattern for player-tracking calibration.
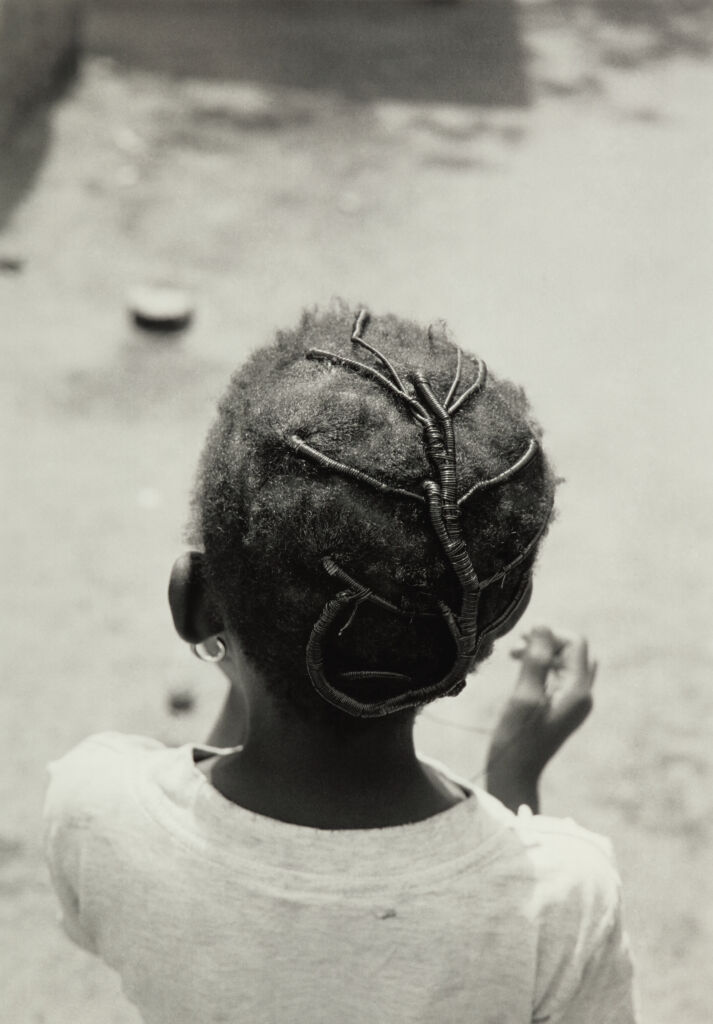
[289,311,553,718]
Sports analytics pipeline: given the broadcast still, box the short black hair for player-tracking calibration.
[190,303,557,721]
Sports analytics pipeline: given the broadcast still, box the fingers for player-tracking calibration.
[511,627,561,703]
[539,635,596,748]
[553,636,597,694]
[511,628,597,704]
[498,626,599,771]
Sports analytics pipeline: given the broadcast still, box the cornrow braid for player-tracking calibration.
[191,302,558,725]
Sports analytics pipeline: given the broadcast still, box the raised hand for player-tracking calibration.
[486,627,597,813]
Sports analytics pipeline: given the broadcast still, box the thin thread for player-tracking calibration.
[338,589,372,636]
[323,558,440,619]
[422,711,491,734]
[468,703,545,784]
[423,702,548,787]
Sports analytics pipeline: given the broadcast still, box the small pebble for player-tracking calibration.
[128,284,194,333]
[167,689,196,715]
[0,256,24,273]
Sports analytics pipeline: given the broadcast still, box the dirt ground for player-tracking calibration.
[2,2,712,1021]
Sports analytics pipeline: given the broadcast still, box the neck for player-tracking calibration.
[246,704,419,781]
[205,683,462,828]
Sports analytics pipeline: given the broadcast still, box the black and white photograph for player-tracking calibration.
[2,1,711,1021]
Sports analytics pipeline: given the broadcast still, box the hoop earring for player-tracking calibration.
[191,637,226,663]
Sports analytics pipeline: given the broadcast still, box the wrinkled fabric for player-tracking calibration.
[44,733,637,1024]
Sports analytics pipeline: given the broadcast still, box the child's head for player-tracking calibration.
[177,303,556,724]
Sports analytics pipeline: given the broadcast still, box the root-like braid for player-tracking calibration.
[288,311,553,717]
[191,301,557,724]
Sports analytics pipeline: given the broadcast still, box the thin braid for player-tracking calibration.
[444,345,462,409]
[351,310,410,396]
[448,354,487,414]
[286,435,425,504]
[307,349,428,422]
[458,437,539,506]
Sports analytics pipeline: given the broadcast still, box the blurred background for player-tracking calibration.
[1,0,712,1021]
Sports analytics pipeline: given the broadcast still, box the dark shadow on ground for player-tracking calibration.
[87,0,530,107]
[518,0,712,105]
[592,0,712,62]
[0,40,81,234]
[0,110,52,235]
[86,0,713,115]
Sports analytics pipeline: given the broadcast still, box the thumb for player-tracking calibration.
[544,652,597,746]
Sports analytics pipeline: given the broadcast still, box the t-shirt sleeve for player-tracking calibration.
[526,815,639,1024]
[43,732,163,955]
[44,745,99,952]
[544,886,638,1024]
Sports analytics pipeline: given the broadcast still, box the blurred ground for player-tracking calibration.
[1,1,712,1021]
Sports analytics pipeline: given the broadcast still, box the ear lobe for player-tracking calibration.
[168,551,224,644]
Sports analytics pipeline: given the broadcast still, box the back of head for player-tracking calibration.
[191,303,557,723]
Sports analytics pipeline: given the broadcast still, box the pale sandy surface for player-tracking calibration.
[1,3,712,1021]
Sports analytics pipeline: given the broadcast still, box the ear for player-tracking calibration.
[168,552,224,644]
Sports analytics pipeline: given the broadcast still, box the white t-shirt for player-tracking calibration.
[44,733,637,1024]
